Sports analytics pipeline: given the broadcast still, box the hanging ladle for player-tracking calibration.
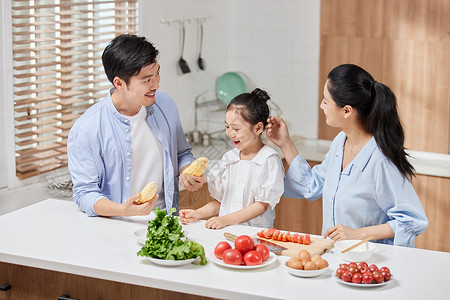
[198,22,205,70]
[178,23,190,74]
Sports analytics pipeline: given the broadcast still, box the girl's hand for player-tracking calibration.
[265,116,291,148]
[323,224,361,241]
[180,173,205,192]
[205,216,229,230]
[179,209,200,224]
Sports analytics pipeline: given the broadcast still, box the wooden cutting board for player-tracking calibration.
[254,236,335,257]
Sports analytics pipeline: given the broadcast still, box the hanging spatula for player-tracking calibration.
[198,22,205,70]
[178,23,190,74]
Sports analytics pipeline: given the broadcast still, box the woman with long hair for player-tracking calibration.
[266,64,428,247]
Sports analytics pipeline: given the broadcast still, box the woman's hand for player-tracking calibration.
[180,173,205,192]
[179,209,200,224]
[265,116,291,148]
[323,224,362,241]
[205,216,229,230]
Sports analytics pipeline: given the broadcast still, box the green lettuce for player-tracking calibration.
[137,207,207,265]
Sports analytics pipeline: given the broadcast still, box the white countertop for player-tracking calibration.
[1,198,449,299]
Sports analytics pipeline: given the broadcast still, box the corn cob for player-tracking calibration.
[135,182,157,204]
[182,157,209,177]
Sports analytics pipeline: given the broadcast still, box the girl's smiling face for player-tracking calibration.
[225,108,264,158]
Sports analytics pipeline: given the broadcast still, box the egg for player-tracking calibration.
[315,258,329,269]
[304,261,319,270]
[311,254,322,263]
[298,250,311,262]
[286,257,304,270]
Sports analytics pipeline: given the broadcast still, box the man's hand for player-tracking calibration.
[179,173,205,192]
[123,193,158,216]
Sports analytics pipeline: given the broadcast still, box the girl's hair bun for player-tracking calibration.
[251,88,270,102]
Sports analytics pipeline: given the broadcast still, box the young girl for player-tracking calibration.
[266,64,428,247]
[179,88,284,229]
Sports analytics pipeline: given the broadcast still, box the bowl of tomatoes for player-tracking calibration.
[334,261,392,287]
[334,240,375,262]
[211,235,277,269]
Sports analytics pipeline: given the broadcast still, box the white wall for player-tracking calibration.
[139,0,320,137]
[0,0,320,190]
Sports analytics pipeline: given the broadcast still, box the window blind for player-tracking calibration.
[11,0,138,179]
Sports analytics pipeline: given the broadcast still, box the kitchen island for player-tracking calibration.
[0,199,449,300]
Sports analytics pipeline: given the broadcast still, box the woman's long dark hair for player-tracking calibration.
[327,64,414,178]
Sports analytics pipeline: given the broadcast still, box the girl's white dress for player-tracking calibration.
[207,145,284,228]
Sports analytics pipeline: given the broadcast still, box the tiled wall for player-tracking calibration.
[0,0,320,189]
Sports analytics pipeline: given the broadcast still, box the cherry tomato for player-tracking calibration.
[369,264,379,272]
[372,271,384,284]
[379,267,391,274]
[243,250,262,266]
[335,267,345,279]
[339,263,349,270]
[362,272,373,284]
[234,235,255,255]
[214,241,232,260]
[348,266,359,275]
[381,270,392,281]
[348,262,358,268]
[358,262,368,269]
[255,244,270,262]
[342,271,353,282]
[352,272,363,284]
[359,266,370,273]
[222,249,243,265]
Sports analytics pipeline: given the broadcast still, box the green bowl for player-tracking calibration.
[216,72,247,105]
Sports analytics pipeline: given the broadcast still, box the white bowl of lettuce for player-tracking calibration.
[137,207,207,266]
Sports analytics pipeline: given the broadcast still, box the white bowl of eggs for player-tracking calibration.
[334,240,376,262]
[284,250,329,277]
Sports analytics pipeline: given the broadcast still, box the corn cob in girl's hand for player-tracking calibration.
[182,157,209,177]
[135,182,157,204]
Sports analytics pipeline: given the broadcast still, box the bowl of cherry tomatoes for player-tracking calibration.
[334,261,392,287]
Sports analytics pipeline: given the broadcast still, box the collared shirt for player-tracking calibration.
[208,145,284,228]
[284,131,428,247]
[67,89,194,216]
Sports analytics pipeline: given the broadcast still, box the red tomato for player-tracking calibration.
[359,266,370,273]
[348,266,359,275]
[222,249,243,265]
[297,234,304,244]
[255,244,270,262]
[243,250,262,266]
[257,231,264,238]
[339,263,349,270]
[348,262,358,268]
[282,231,290,242]
[358,262,368,269]
[379,267,390,274]
[292,233,299,243]
[369,264,379,273]
[303,234,311,245]
[381,270,392,281]
[372,271,384,284]
[335,267,345,279]
[214,241,232,260]
[351,272,363,284]
[234,235,255,254]
[342,271,353,282]
[362,272,373,284]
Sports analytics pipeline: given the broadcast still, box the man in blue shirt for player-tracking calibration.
[68,35,204,217]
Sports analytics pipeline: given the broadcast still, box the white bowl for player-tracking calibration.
[334,240,376,262]
[284,262,329,278]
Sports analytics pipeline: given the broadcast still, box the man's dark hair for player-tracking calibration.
[102,34,159,85]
